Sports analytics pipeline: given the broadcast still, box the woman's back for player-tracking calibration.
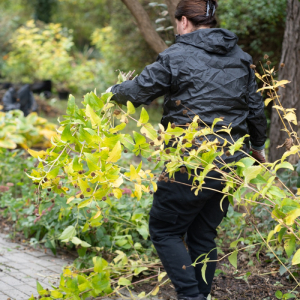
[111,28,266,160]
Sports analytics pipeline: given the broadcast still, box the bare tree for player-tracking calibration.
[164,0,180,33]
[269,0,300,162]
[121,0,168,54]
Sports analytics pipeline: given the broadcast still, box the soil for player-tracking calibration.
[134,250,300,300]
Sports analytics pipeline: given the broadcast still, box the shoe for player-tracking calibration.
[177,294,207,300]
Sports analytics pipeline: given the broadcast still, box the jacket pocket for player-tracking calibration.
[150,205,178,224]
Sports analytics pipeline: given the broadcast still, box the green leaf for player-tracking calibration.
[284,235,296,258]
[138,107,149,126]
[201,263,208,284]
[58,226,76,242]
[118,277,131,286]
[51,290,64,298]
[269,186,286,199]
[243,166,262,184]
[109,123,126,134]
[275,290,283,299]
[275,161,294,172]
[47,166,60,179]
[86,104,101,127]
[230,238,244,248]
[66,94,77,116]
[127,101,135,114]
[61,124,74,143]
[72,156,83,171]
[137,225,149,240]
[37,281,44,292]
[140,123,157,140]
[228,250,238,269]
[83,92,104,111]
[93,257,108,273]
[71,237,91,248]
[133,131,146,146]
[283,293,296,299]
[78,178,92,196]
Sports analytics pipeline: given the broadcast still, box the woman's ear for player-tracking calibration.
[181,16,188,30]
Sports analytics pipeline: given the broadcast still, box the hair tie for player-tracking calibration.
[206,0,216,17]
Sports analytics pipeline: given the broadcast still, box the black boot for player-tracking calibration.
[177,294,207,300]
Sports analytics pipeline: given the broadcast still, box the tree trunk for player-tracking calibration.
[269,0,300,162]
[164,0,180,34]
[121,0,168,54]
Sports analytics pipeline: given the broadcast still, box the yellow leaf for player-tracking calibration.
[274,80,290,87]
[282,145,299,162]
[134,184,142,200]
[273,105,285,111]
[264,98,274,106]
[285,208,300,225]
[138,292,146,299]
[151,286,159,296]
[130,164,138,181]
[27,149,46,159]
[113,176,124,188]
[107,141,122,163]
[158,272,167,282]
[292,248,300,265]
[151,181,157,192]
[93,210,101,219]
[255,73,263,80]
[284,112,297,125]
[113,188,123,199]
[67,196,75,204]
[257,86,274,92]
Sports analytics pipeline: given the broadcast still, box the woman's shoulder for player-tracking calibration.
[157,43,187,65]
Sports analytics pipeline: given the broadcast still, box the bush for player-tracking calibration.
[2,20,107,94]
[0,110,57,149]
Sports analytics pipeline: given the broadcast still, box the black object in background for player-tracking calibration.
[2,85,38,116]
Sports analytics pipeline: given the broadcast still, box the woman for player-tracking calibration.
[108,0,267,299]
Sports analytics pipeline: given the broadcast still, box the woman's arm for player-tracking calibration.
[110,54,172,107]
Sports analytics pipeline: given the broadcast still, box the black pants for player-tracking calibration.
[149,169,229,297]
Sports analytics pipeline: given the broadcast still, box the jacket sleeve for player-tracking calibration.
[246,59,267,149]
[110,54,172,107]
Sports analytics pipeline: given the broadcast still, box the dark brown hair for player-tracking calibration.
[175,0,218,28]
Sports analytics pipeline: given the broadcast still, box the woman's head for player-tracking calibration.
[175,0,218,34]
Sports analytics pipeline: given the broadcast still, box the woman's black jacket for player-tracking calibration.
[111,28,267,163]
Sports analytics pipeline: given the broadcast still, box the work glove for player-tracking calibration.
[250,147,266,163]
[105,70,137,93]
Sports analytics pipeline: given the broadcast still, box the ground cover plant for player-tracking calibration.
[16,59,300,300]
[0,110,57,149]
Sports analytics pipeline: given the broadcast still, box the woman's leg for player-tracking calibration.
[149,212,200,296]
[186,193,229,296]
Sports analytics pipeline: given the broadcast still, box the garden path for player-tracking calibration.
[0,234,162,300]
[0,233,72,300]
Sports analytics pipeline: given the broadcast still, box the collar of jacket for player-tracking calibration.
[175,28,238,54]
